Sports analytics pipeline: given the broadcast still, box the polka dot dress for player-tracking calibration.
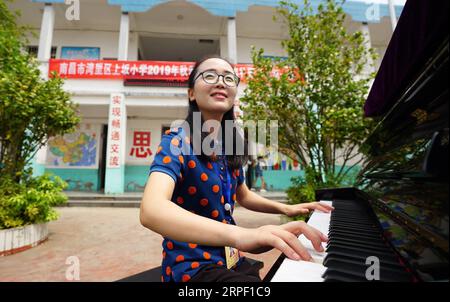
[149,127,245,282]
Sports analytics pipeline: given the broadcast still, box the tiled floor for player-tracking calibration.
[0,206,283,282]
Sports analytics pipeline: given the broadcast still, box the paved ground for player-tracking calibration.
[0,205,283,282]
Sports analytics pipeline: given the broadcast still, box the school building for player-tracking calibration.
[7,0,404,193]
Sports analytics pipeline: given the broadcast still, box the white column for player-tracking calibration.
[388,0,397,32]
[37,3,55,79]
[118,12,130,60]
[360,22,375,76]
[227,17,237,64]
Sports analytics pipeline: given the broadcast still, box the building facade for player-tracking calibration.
[7,0,404,193]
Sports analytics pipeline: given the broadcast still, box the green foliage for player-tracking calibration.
[0,0,76,229]
[241,0,377,204]
[287,167,325,204]
[0,173,67,229]
[0,0,80,182]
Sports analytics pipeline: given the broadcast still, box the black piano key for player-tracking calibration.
[327,240,394,253]
[322,257,412,282]
[324,251,403,269]
[331,215,374,223]
[323,269,369,282]
[332,212,371,218]
[326,243,399,258]
[323,254,407,271]
[329,225,380,234]
[328,229,382,239]
[330,220,374,226]
[325,247,400,264]
[327,237,387,249]
[330,217,376,225]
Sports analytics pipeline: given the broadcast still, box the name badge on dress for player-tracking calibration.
[225,246,240,269]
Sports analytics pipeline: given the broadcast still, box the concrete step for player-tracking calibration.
[62,191,287,207]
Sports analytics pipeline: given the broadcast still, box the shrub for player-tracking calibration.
[0,173,67,229]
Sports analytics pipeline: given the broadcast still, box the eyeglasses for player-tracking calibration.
[194,70,240,87]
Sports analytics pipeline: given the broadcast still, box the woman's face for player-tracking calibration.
[188,58,237,118]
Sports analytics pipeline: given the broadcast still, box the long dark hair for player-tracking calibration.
[185,55,248,170]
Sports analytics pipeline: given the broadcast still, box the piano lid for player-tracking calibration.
[364,0,449,117]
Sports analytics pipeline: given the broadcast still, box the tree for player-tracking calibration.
[0,0,79,229]
[241,0,377,197]
[0,0,80,182]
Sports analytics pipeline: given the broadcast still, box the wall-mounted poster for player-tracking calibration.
[46,124,100,168]
[61,46,100,60]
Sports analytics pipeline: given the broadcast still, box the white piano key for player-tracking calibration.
[271,259,326,282]
[298,234,327,264]
[305,211,331,235]
[269,200,333,281]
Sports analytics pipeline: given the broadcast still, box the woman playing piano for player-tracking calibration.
[140,55,333,282]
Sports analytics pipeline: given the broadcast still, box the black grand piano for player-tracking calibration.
[265,0,449,282]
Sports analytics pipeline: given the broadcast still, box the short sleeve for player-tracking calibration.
[149,129,185,183]
[237,166,245,186]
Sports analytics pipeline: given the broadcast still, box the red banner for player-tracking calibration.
[48,59,256,83]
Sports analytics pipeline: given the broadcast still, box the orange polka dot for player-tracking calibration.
[156,146,163,154]
[182,274,191,282]
[163,156,171,164]
[176,255,185,262]
[220,196,224,204]
[188,186,197,195]
[188,243,197,249]
[162,251,166,259]
[200,173,208,182]
[236,169,240,176]
[167,241,173,250]
[191,262,200,269]
[207,162,213,170]
[166,266,171,276]
[203,252,211,260]
[211,210,219,218]
[217,261,224,266]
[212,185,220,193]
[200,198,208,207]
[178,155,184,164]
[232,194,236,201]
[176,197,184,204]
[171,138,180,147]
[188,160,196,169]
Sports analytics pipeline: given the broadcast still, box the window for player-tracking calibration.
[26,46,57,59]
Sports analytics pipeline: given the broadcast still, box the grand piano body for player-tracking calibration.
[265,0,449,282]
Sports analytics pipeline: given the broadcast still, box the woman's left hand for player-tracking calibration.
[284,202,334,217]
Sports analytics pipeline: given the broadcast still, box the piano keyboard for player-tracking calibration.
[269,200,413,282]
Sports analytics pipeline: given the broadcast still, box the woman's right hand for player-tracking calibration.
[233,221,328,261]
